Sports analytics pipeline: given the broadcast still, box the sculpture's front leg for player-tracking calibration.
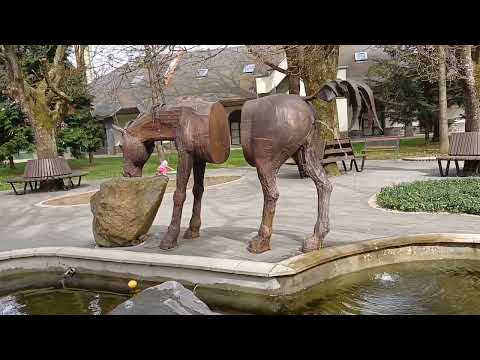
[184,158,206,239]
[160,150,193,250]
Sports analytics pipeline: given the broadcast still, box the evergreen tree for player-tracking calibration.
[57,94,104,165]
[0,97,34,168]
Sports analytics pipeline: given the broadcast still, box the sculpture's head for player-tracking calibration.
[113,124,155,177]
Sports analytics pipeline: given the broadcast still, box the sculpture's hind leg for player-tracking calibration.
[247,136,290,254]
[184,157,206,239]
[160,150,193,250]
[247,164,281,254]
[300,141,333,252]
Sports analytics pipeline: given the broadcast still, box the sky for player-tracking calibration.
[82,45,234,80]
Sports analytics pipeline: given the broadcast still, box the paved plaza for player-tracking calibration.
[1,160,479,263]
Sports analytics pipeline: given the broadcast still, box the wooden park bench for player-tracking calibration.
[321,138,366,172]
[361,136,400,160]
[436,132,480,177]
[4,157,88,195]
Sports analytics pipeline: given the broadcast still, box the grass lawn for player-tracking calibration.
[0,138,438,192]
[0,149,248,192]
[352,137,439,159]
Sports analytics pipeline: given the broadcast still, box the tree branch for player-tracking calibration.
[74,45,87,70]
[246,46,287,74]
[53,45,68,67]
[0,46,6,62]
[40,57,73,103]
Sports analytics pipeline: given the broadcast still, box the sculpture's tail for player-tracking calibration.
[302,79,382,131]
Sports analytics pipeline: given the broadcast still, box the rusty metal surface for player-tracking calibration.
[114,81,379,255]
[116,97,230,170]
[303,79,381,131]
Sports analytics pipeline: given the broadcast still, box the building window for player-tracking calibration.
[130,74,145,85]
[243,64,256,74]
[230,120,240,145]
[354,51,368,62]
[196,68,209,78]
[228,110,241,145]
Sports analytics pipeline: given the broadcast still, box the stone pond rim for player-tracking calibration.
[2,233,480,313]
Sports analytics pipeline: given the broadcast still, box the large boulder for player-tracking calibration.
[90,175,168,247]
[109,281,218,315]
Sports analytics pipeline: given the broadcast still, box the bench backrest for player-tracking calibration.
[24,157,72,179]
[449,132,480,156]
[364,137,400,149]
[321,138,355,159]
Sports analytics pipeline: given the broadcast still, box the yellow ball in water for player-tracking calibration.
[128,280,138,289]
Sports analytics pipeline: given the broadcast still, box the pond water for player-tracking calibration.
[0,288,129,315]
[3,259,480,315]
[294,259,480,315]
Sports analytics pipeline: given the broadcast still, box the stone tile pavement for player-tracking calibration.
[1,160,479,263]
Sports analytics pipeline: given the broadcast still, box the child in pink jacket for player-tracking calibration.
[157,160,173,175]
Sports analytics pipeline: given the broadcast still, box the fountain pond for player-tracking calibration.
[3,259,480,315]
[286,259,480,315]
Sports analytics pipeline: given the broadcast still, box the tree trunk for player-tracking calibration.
[156,141,167,163]
[88,152,94,165]
[33,125,58,158]
[300,45,340,175]
[1,45,70,191]
[461,45,480,174]
[462,45,480,132]
[473,46,480,102]
[284,46,301,95]
[432,114,439,143]
[438,45,449,154]
[8,156,15,169]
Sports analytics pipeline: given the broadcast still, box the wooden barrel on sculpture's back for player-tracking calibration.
[156,97,230,164]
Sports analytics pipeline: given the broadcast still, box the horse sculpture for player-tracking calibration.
[112,80,380,254]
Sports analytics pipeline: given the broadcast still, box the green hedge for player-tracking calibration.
[376,179,480,215]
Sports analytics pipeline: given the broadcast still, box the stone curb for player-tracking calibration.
[280,233,480,274]
[2,233,480,279]
[0,246,295,277]
[34,176,245,208]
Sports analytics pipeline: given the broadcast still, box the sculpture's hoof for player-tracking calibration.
[159,233,178,251]
[138,233,151,243]
[301,235,324,253]
[183,228,200,239]
[247,236,271,254]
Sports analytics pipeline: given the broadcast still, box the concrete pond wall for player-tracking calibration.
[1,233,480,314]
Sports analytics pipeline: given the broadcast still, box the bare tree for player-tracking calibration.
[245,45,340,174]
[438,45,449,153]
[0,45,74,159]
[86,45,234,161]
[460,45,480,131]
[380,45,465,149]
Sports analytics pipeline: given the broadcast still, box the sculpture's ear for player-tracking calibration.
[316,84,338,103]
[112,124,126,135]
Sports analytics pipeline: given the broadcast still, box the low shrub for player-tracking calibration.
[376,179,480,215]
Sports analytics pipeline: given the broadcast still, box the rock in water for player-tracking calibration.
[90,175,168,247]
[109,281,218,315]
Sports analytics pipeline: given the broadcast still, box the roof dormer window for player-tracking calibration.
[354,51,368,62]
[243,64,256,74]
[196,68,209,78]
[130,74,145,85]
